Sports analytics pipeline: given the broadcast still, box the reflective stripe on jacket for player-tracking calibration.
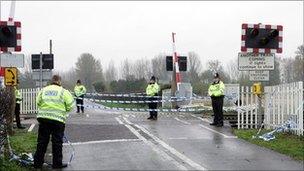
[74,85,86,97]
[15,87,22,104]
[208,81,225,97]
[36,84,75,123]
[146,83,160,96]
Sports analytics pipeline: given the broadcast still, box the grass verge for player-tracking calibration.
[233,129,304,160]
[0,129,38,171]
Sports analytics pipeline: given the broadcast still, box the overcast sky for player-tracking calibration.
[0,1,303,72]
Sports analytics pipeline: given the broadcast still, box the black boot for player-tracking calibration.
[216,122,224,127]
[52,163,68,169]
[17,125,26,129]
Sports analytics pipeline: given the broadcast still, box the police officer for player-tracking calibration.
[33,75,74,169]
[74,80,86,113]
[208,73,225,127]
[146,76,160,120]
[14,80,25,129]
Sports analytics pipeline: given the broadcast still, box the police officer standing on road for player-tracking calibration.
[208,73,225,127]
[146,76,160,120]
[14,80,25,129]
[33,75,74,169]
[74,80,86,113]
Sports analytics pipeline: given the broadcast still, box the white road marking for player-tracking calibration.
[131,114,136,118]
[115,117,123,124]
[167,137,188,140]
[167,137,211,140]
[122,117,187,170]
[63,139,141,146]
[198,124,237,139]
[124,117,207,170]
[174,117,190,125]
[27,123,35,132]
[191,114,212,123]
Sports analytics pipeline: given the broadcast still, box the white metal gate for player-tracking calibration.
[20,88,40,114]
[238,86,259,129]
[264,81,303,136]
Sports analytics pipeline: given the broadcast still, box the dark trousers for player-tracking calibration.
[148,97,158,118]
[34,118,65,168]
[14,103,22,127]
[76,95,84,113]
[211,96,224,124]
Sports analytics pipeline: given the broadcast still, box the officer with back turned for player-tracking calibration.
[33,75,74,169]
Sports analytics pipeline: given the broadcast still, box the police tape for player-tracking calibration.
[86,92,234,101]
[83,97,192,103]
[256,116,298,141]
[85,92,162,98]
[85,92,208,100]
[83,100,247,113]
[83,103,209,112]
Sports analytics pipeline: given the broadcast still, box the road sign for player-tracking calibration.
[241,23,282,53]
[238,52,274,71]
[166,56,187,71]
[0,21,22,52]
[4,67,17,86]
[0,53,24,67]
[32,70,52,80]
[249,71,269,81]
[32,54,54,69]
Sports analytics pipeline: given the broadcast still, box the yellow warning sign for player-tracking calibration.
[4,67,17,86]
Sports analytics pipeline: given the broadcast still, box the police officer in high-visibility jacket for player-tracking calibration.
[208,73,225,127]
[146,76,160,120]
[33,75,74,169]
[14,80,25,129]
[74,80,86,113]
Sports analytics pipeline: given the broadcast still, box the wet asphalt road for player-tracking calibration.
[54,101,303,170]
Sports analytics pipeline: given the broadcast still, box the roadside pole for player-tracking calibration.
[2,52,15,158]
[39,52,43,88]
[171,33,178,109]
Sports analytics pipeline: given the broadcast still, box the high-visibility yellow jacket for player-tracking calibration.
[15,87,22,104]
[146,83,160,96]
[208,81,225,97]
[36,84,75,123]
[74,85,86,97]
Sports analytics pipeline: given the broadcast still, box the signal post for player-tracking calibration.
[239,23,283,127]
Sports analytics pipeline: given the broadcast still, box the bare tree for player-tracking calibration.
[75,53,104,91]
[105,60,117,83]
[280,45,303,83]
[225,59,240,83]
[187,51,202,84]
[151,53,170,83]
[131,58,152,80]
[293,44,304,82]
[60,67,78,90]
[205,60,230,83]
[120,58,132,80]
